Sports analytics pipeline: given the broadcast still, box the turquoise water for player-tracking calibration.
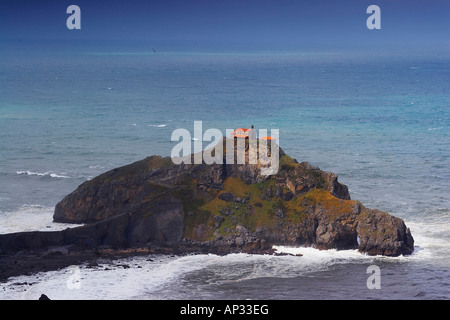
[0,42,449,299]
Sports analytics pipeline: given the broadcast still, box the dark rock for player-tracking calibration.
[357,208,414,256]
[273,252,302,257]
[274,208,285,218]
[213,215,225,228]
[0,138,414,282]
[235,225,249,235]
[282,191,294,201]
[263,187,273,199]
[276,186,283,198]
[214,215,225,223]
[39,294,50,300]
[219,192,234,202]
[235,237,245,247]
[219,208,232,216]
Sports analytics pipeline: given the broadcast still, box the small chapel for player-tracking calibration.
[230,125,274,141]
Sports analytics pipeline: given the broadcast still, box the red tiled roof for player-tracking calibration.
[232,128,251,133]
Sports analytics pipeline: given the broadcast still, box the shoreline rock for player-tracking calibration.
[0,140,414,280]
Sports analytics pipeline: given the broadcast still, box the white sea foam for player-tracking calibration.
[0,229,446,300]
[0,205,82,234]
[16,171,70,179]
[1,213,446,299]
[404,220,450,266]
[17,170,46,176]
[148,124,167,127]
[0,248,381,300]
[49,173,70,178]
[88,165,105,170]
[0,255,200,300]
[1,200,446,299]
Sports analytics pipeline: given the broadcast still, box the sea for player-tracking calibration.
[0,40,448,300]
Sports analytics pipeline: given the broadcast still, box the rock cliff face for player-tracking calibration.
[1,139,414,260]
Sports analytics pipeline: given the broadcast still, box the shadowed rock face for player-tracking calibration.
[1,139,414,259]
[357,208,414,256]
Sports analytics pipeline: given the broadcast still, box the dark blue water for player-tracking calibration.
[0,42,448,299]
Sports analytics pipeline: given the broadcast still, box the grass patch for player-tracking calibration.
[180,176,355,241]
[279,155,297,171]
[221,177,252,198]
[297,189,354,218]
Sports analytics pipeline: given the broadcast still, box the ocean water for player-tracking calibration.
[0,42,449,299]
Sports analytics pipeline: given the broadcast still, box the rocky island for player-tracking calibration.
[0,138,414,281]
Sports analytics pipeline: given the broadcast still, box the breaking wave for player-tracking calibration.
[16,171,70,179]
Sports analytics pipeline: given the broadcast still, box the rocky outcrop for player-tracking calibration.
[357,208,414,256]
[1,196,184,256]
[53,156,182,224]
[1,138,414,271]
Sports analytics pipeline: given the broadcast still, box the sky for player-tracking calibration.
[0,0,449,50]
